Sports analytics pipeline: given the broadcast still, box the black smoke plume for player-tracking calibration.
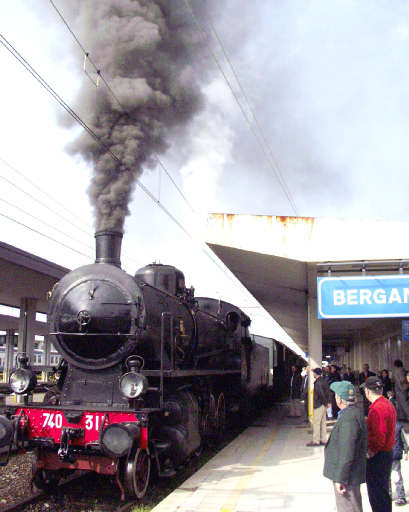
[63,0,216,232]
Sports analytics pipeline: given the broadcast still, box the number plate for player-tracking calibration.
[17,409,138,445]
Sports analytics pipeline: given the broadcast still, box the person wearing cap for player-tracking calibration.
[306,368,331,446]
[362,376,396,512]
[323,381,367,512]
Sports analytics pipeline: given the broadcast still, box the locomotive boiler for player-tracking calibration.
[0,231,270,499]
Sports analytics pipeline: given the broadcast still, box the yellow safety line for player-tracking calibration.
[220,422,281,512]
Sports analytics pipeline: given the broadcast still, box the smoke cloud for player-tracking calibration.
[62,0,217,232]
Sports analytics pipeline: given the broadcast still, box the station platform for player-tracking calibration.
[151,405,409,512]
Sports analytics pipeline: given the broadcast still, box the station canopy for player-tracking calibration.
[0,241,69,332]
[205,214,409,355]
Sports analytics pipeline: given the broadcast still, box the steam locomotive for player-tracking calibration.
[0,231,272,499]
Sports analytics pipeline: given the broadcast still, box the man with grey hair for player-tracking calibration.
[323,381,367,512]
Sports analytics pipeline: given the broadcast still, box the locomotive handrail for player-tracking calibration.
[49,332,135,337]
[193,347,229,361]
[160,312,173,410]
[141,369,241,377]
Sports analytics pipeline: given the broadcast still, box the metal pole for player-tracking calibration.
[4,329,15,383]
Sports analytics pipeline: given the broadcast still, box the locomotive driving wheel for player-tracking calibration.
[123,448,151,499]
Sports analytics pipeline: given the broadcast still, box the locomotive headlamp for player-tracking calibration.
[9,368,37,395]
[119,372,148,399]
[100,422,140,458]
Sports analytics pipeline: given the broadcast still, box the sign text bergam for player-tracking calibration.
[317,275,409,319]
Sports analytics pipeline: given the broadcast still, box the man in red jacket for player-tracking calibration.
[361,376,396,512]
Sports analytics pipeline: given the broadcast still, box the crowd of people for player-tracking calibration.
[288,360,409,512]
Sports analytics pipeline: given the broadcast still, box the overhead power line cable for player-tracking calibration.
[0,155,92,237]
[0,197,93,251]
[196,0,298,214]
[0,211,91,259]
[49,0,121,102]
[155,157,195,213]
[0,31,250,298]
[0,33,194,245]
[0,169,91,238]
[44,3,255,292]
[49,0,196,214]
[0,162,149,269]
[183,0,298,215]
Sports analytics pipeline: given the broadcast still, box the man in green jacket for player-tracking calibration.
[323,381,368,512]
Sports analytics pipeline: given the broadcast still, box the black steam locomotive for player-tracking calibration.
[0,231,270,499]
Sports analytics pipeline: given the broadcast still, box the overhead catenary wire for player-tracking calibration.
[48,0,122,106]
[36,10,249,290]
[0,211,91,259]
[155,157,195,213]
[0,33,196,247]
[0,197,93,251]
[0,160,149,270]
[49,0,196,214]
[0,155,93,237]
[0,168,91,238]
[0,32,254,301]
[195,0,298,214]
[183,0,298,216]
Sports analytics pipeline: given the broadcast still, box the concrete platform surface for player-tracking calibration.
[151,406,409,512]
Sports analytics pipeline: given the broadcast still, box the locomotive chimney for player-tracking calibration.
[95,230,123,267]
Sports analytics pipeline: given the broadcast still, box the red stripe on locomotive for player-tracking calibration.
[17,409,139,445]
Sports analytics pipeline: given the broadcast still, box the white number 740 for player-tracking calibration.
[42,413,62,429]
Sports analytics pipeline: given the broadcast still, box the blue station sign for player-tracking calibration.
[317,275,409,319]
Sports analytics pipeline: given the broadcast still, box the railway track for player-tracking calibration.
[0,412,249,512]
[0,444,232,512]
[0,493,142,512]
[0,473,142,512]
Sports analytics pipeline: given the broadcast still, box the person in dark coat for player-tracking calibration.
[342,367,356,385]
[380,369,392,398]
[306,368,331,446]
[388,392,408,506]
[323,380,367,512]
[328,364,342,419]
[358,364,375,416]
[288,365,302,417]
[392,360,409,421]
[300,365,310,424]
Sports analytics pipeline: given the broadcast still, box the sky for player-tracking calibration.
[1,1,409,353]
